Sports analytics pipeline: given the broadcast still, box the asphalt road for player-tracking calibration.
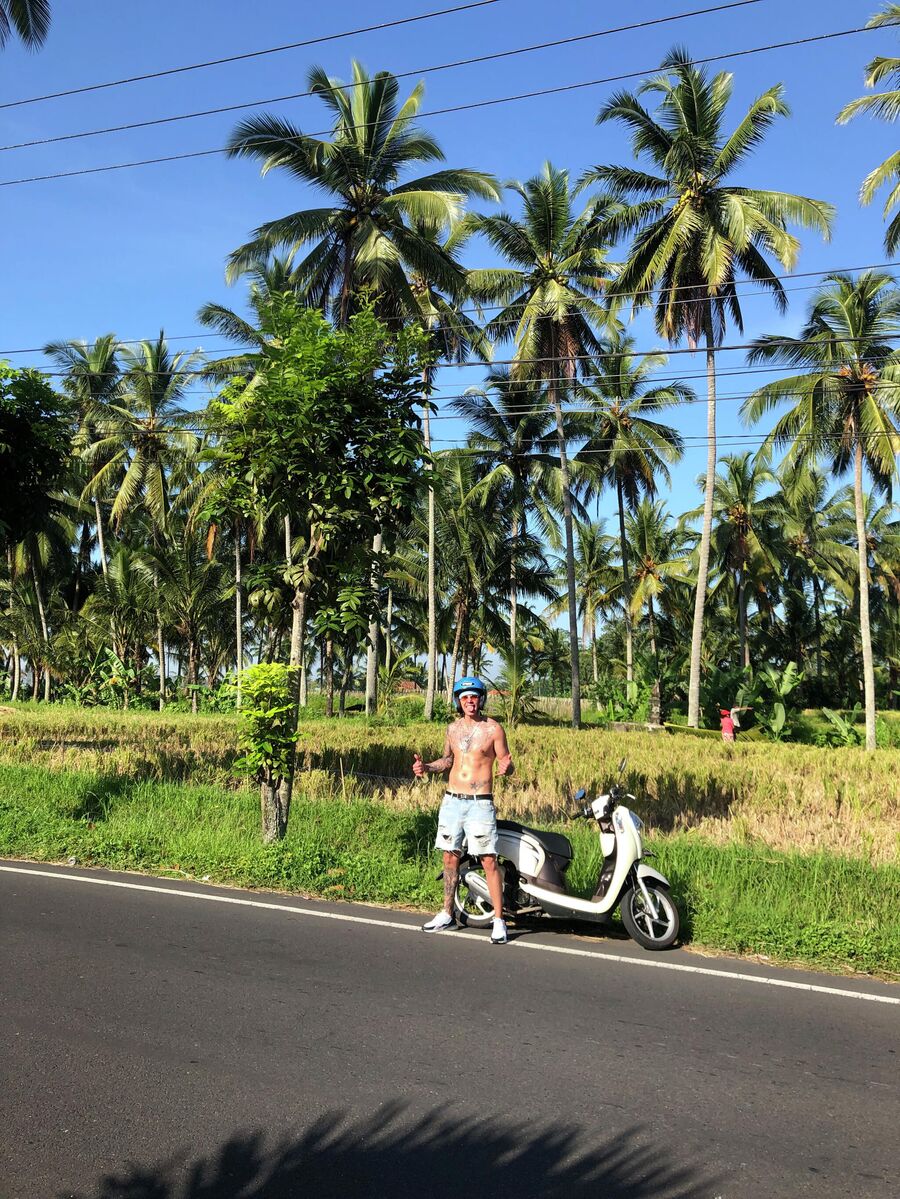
[1,860,898,1199]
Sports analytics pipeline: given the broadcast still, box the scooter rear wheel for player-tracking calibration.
[452,862,500,928]
[620,883,680,950]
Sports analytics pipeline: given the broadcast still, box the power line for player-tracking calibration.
[0,20,875,189]
[0,1,767,153]
[0,0,505,111]
[26,333,900,382]
[4,260,899,358]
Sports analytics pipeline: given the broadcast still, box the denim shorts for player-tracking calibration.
[435,793,498,856]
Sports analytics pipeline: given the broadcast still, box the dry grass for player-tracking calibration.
[1,704,897,863]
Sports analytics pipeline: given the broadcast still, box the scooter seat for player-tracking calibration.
[497,819,574,860]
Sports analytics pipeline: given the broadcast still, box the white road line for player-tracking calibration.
[2,863,898,1007]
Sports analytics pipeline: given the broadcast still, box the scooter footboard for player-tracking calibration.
[636,863,671,888]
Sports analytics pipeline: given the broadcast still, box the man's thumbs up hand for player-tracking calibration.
[412,752,425,777]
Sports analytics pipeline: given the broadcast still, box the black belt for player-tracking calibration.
[445,791,493,801]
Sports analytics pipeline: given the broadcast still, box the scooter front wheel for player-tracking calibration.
[452,860,501,927]
[620,883,680,950]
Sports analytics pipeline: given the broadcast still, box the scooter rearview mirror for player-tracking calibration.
[573,787,586,802]
[617,757,627,775]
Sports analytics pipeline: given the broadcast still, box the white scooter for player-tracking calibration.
[452,760,680,950]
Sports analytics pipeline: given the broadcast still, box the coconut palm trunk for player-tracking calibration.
[509,515,519,648]
[31,564,51,702]
[365,530,382,716]
[616,477,634,684]
[812,574,824,680]
[94,497,108,578]
[234,531,243,709]
[385,588,393,678]
[737,568,749,669]
[422,381,437,720]
[550,363,582,729]
[11,642,20,702]
[325,637,335,717]
[445,600,464,703]
[854,439,878,750]
[687,308,718,728]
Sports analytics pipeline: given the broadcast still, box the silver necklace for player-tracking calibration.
[458,725,478,753]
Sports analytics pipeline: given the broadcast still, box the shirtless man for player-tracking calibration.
[412,675,513,944]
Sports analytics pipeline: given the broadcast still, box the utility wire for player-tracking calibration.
[0,1,766,153]
[0,20,874,189]
[0,1,505,111]
[24,331,900,380]
[4,260,899,359]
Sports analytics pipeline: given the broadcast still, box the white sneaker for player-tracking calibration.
[491,918,508,944]
[422,910,455,932]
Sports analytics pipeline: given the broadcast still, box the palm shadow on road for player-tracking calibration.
[64,1101,720,1199]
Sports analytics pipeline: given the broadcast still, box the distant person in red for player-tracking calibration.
[719,706,752,742]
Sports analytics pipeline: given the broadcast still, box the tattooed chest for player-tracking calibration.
[452,723,492,755]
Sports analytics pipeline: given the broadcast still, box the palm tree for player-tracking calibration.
[0,1,50,49]
[404,223,488,719]
[227,65,497,715]
[576,335,691,681]
[198,255,299,382]
[83,335,202,709]
[837,5,900,252]
[772,462,850,685]
[626,499,693,670]
[585,47,833,726]
[743,270,900,749]
[83,336,202,535]
[466,163,618,726]
[698,452,780,669]
[44,335,124,578]
[147,528,231,714]
[546,518,620,689]
[225,61,499,328]
[452,369,573,648]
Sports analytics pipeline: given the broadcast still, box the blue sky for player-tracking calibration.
[0,0,895,521]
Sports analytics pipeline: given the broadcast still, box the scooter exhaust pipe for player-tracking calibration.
[460,866,492,903]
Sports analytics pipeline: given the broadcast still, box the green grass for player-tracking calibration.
[1,761,897,979]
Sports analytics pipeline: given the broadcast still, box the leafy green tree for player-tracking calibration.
[586,47,833,727]
[576,335,690,680]
[467,163,618,726]
[235,663,300,842]
[226,61,499,327]
[837,5,900,251]
[744,270,900,749]
[0,0,50,49]
[207,296,429,834]
[0,365,71,548]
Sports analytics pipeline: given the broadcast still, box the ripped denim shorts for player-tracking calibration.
[435,793,498,856]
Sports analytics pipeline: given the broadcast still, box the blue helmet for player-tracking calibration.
[453,675,488,713]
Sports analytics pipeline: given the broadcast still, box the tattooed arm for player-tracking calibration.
[412,729,455,777]
[493,722,513,776]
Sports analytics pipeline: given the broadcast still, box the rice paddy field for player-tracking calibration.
[0,702,898,977]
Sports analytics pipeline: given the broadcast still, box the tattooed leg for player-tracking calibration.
[442,851,461,914]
